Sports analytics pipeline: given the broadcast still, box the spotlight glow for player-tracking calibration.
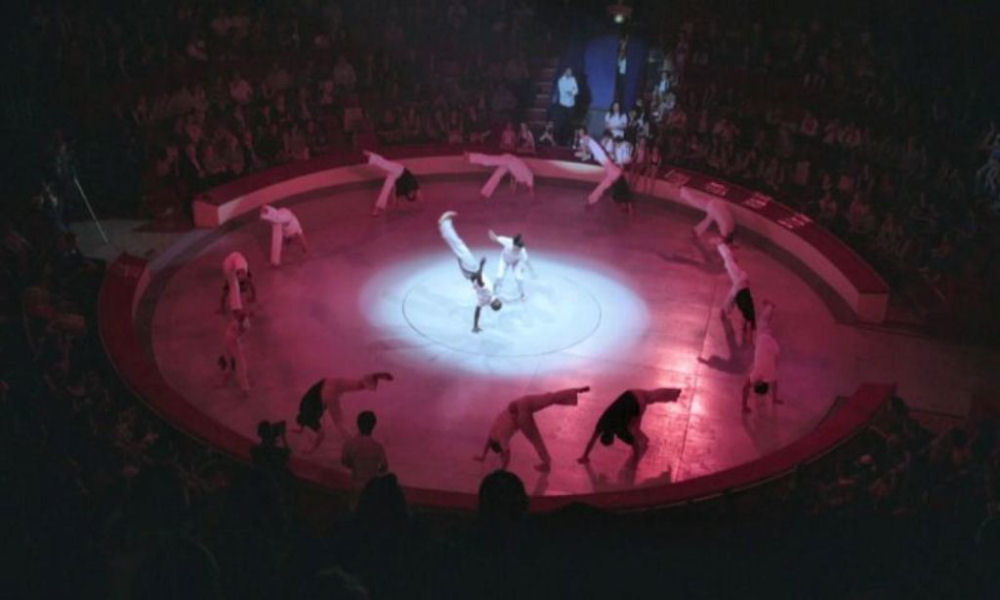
[359,251,650,376]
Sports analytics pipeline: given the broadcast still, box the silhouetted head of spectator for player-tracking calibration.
[356,473,409,528]
[357,410,376,435]
[477,469,528,524]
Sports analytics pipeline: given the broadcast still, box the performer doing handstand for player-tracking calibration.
[717,243,756,342]
[438,211,502,333]
[578,388,681,467]
[488,229,534,299]
[295,372,394,452]
[259,204,308,266]
[363,150,422,216]
[474,386,590,472]
[466,152,535,198]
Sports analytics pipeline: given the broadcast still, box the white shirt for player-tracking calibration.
[605,112,628,137]
[495,235,528,265]
[473,276,495,307]
[557,74,578,108]
[707,199,735,236]
[260,206,302,237]
[750,332,780,382]
[614,141,633,166]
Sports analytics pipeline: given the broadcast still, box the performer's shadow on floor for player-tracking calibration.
[697,316,751,374]
[583,460,673,492]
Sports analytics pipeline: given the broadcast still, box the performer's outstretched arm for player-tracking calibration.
[578,429,600,463]
[473,306,483,333]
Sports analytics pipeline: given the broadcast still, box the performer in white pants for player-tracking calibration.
[218,309,251,393]
[363,150,422,216]
[474,386,590,472]
[294,372,394,452]
[488,229,533,299]
[438,211,502,332]
[466,152,535,198]
[260,205,308,266]
[741,300,780,413]
[220,251,256,313]
[694,198,736,244]
[583,133,631,208]
[717,243,756,341]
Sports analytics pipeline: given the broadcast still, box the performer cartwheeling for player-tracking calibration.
[742,300,780,413]
[717,243,756,342]
[466,152,535,198]
[220,251,256,314]
[295,372,394,452]
[363,150,422,216]
[260,205,308,266]
[694,198,735,244]
[577,388,681,466]
[488,229,534,299]
[474,386,590,472]
[583,133,633,213]
[438,211,502,333]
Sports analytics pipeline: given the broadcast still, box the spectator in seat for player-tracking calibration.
[538,121,556,147]
[516,122,535,154]
[333,55,357,93]
[604,101,628,139]
[499,121,517,152]
[341,411,388,494]
[229,72,253,106]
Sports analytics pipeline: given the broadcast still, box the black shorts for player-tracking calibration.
[296,380,325,431]
[734,288,756,328]
[613,427,636,445]
[395,169,419,198]
[611,175,632,204]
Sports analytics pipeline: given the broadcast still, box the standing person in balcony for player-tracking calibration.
[466,152,535,198]
[577,388,682,466]
[742,300,780,413]
[554,67,579,145]
[474,386,591,472]
[259,205,308,267]
[363,150,422,216]
[295,372,394,452]
[693,198,736,245]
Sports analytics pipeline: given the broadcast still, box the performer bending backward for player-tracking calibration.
[295,372,394,452]
[438,211,502,332]
[363,150,422,216]
[583,133,632,209]
[742,300,780,413]
[220,251,256,313]
[474,386,590,472]
[578,388,682,466]
[466,152,535,198]
[218,308,251,393]
[717,243,756,341]
[488,229,534,299]
[260,205,308,266]
[694,198,735,244]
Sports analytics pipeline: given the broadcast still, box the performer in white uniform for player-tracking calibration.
[694,198,736,244]
[438,211,502,332]
[466,152,535,198]
[363,150,422,216]
[220,251,256,313]
[488,229,533,299]
[259,205,308,266]
[474,386,590,472]
[717,243,756,341]
[741,300,780,413]
[583,133,630,207]
[294,372,394,452]
[218,308,251,393]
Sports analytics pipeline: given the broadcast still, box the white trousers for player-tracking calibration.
[439,217,479,273]
[368,153,404,211]
[481,166,508,198]
[587,164,623,204]
[695,200,734,237]
[495,259,525,294]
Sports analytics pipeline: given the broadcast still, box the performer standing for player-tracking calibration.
[438,211,503,332]
[694,198,735,244]
[218,308,251,394]
[583,133,632,211]
[474,386,590,472]
[466,152,535,198]
[220,251,256,313]
[717,243,756,342]
[363,150,422,216]
[742,301,780,413]
[295,372,394,452]
[577,388,681,466]
[259,204,308,266]
[488,229,533,299]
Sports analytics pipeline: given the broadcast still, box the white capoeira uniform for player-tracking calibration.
[695,198,735,241]
[467,152,534,198]
[438,213,481,278]
[717,243,749,311]
[748,309,779,387]
[487,388,582,464]
[585,137,624,205]
[366,151,406,212]
[222,316,250,392]
[492,234,529,296]
[260,205,305,266]
[222,251,249,311]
